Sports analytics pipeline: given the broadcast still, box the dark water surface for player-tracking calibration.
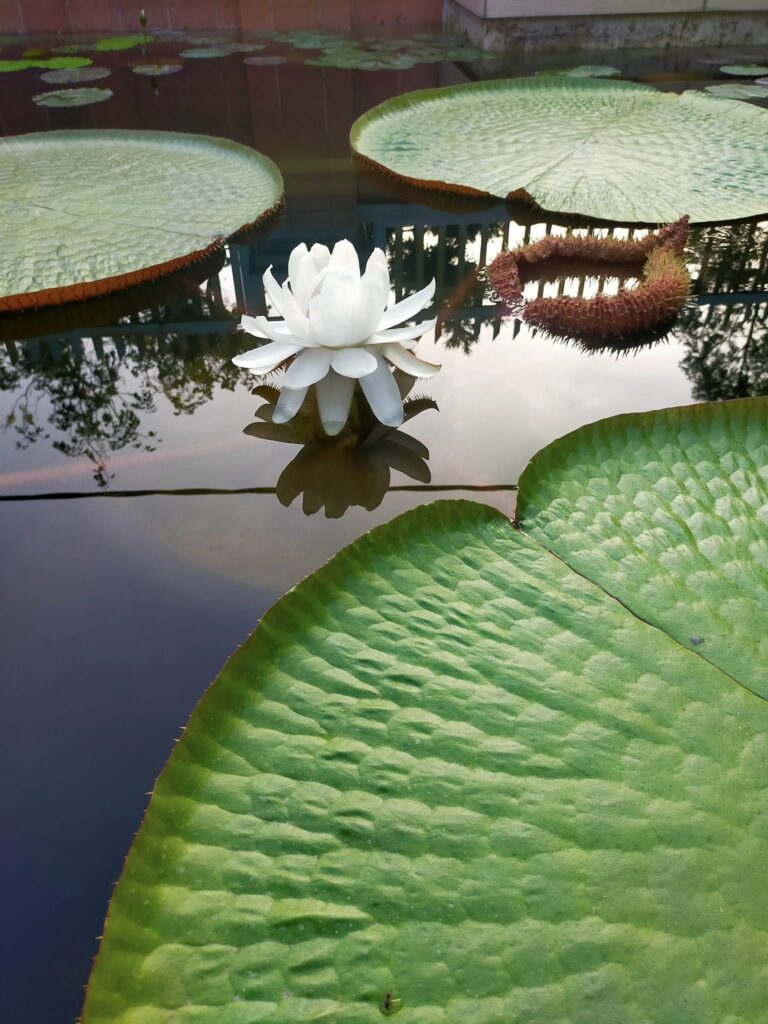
[1,27,767,1024]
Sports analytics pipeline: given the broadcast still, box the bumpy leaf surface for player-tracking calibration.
[518,399,768,698]
[85,401,768,1023]
[350,78,768,223]
[0,130,283,310]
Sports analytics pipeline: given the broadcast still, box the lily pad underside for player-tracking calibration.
[350,78,768,224]
[0,130,283,311]
[84,398,768,1023]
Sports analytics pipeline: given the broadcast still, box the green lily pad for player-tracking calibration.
[39,66,110,84]
[92,34,152,51]
[178,46,237,59]
[720,64,768,76]
[705,83,768,99]
[0,55,92,72]
[32,87,113,107]
[83,398,768,1023]
[0,130,283,311]
[351,78,768,222]
[275,30,341,48]
[518,399,768,697]
[131,63,183,76]
[536,64,621,77]
[51,43,88,54]
[243,55,287,67]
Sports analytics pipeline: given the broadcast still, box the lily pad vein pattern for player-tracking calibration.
[0,130,283,311]
[350,78,768,223]
[84,399,768,1023]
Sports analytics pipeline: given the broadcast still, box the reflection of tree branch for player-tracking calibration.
[677,301,768,401]
[0,333,248,487]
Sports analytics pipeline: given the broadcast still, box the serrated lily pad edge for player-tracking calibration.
[0,130,284,312]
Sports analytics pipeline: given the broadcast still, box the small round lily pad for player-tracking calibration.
[92,35,152,51]
[243,55,287,66]
[275,30,340,48]
[178,46,234,59]
[719,64,768,76]
[33,87,113,108]
[0,56,92,72]
[704,83,768,99]
[40,66,110,84]
[132,63,183,76]
[536,64,621,77]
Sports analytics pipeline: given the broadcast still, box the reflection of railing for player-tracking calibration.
[3,213,767,490]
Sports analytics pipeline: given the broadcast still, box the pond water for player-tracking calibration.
[1,26,767,1024]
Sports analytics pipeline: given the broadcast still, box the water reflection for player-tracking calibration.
[1,213,766,489]
[244,372,437,517]
[678,300,768,400]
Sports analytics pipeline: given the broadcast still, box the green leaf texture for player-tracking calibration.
[518,399,768,698]
[0,131,283,311]
[350,78,768,223]
[84,401,768,1022]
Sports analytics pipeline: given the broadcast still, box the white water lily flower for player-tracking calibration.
[232,239,439,435]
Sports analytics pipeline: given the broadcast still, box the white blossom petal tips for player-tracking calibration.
[233,239,439,433]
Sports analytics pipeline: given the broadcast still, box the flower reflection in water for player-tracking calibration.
[244,371,437,518]
[232,239,440,434]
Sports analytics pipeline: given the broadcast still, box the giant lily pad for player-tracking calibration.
[719,64,768,76]
[0,130,283,311]
[32,87,113,107]
[535,64,621,77]
[83,398,768,1022]
[39,65,110,84]
[131,63,183,77]
[350,78,768,223]
[705,83,768,100]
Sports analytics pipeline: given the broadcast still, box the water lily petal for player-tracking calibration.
[331,346,378,378]
[378,278,436,330]
[328,238,360,278]
[240,314,268,338]
[290,251,324,314]
[263,266,287,316]
[272,385,308,424]
[232,338,301,369]
[287,243,309,296]
[242,315,303,345]
[359,353,405,427]
[278,286,314,344]
[379,342,441,378]
[369,318,437,344]
[315,272,373,346]
[363,248,391,309]
[310,243,331,271]
[282,347,333,388]
[315,369,355,436]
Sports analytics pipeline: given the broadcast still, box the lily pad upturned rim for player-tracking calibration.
[350,77,768,225]
[0,130,284,312]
